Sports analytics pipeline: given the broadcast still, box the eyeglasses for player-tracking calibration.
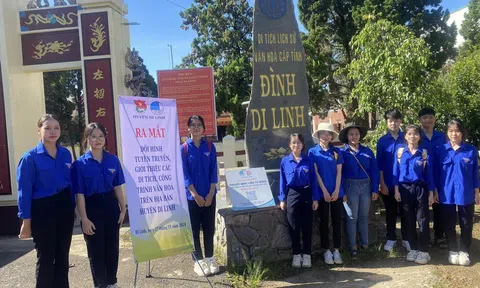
[89,136,106,141]
[189,124,204,129]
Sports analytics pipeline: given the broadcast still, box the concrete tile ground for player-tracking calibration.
[0,226,230,288]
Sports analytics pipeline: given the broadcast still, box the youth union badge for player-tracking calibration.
[259,0,287,19]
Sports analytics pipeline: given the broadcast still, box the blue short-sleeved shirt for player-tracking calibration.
[308,145,344,198]
[421,130,447,155]
[341,145,379,193]
[17,142,72,219]
[279,153,320,201]
[377,131,405,192]
[71,150,125,197]
[393,147,435,191]
[435,142,480,205]
[181,138,218,200]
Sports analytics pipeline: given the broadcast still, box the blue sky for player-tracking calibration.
[124,0,471,76]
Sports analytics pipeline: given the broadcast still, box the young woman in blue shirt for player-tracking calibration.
[17,114,75,287]
[181,115,219,276]
[72,123,126,288]
[279,133,319,268]
[339,124,379,256]
[308,123,345,265]
[435,119,480,266]
[393,125,435,265]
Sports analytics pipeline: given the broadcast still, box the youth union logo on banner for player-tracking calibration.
[134,100,147,113]
[239,169,252,177]
[150,101,164,115]
[259,0,287,19]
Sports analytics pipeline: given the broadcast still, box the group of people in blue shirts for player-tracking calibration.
[15,109,480,286]
[17,115,126,288]
[279,107,480,268]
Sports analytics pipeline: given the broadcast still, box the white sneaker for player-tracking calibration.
[414,252,431,264]
[206,257,220,274]
[324,250,334,265]
[302,254,312,268]
[406,250,420,262]
[333,249,343,264]
[448,251,459,265]
[194,259,211,276]
[384,240,397,252]
[459,252,470,266]
[292,254,302,268]
[402,240,411,252]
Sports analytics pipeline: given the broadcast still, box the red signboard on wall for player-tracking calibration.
[0,62,11,195]
[157,67,216,137]
[84,58,117,155]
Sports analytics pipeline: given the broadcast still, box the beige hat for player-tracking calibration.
[312,123,339,141]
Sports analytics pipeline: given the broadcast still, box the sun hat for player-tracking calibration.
[338,123,368,144]
[312,123,339,141]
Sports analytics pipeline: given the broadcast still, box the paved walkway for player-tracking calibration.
[0,226,229,288]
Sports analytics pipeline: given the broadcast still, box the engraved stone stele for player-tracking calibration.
[245,0,313,198]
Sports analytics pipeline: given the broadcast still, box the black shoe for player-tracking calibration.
[351,250,358,257]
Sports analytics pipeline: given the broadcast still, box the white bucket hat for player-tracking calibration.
[312,123,339,141]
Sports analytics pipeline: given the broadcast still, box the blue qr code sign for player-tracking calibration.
[246,191,257,201]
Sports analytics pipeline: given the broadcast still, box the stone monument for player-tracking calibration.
[245,0,313,198]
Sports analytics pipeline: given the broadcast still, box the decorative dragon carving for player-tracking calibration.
[32,40,74,59]
[124,47,154,97]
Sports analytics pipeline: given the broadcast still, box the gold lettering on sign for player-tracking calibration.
[94,88,105,99]
[90,17,106,53]
[295,106,305,127]
[250,105,307,131]
[24,12,77,26]
[96,107,106,117]
[260,67,296,97]
[32,40,73,59]
[271,108,281,129]
[93,69,104,80]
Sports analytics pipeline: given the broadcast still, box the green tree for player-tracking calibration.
[347,20,432,122]
[299,0,360,123]
[446,49,480,146]
[44,70,84,159]
[298,0,457,124]
[460,0,480,55]
[180,0,253,137]
[354,0,457,69]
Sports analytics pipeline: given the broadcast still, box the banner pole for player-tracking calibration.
[133,262,139,288]
[146,261,152,278]
[192,252,214,288]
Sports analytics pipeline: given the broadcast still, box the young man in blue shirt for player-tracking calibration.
[418,107,447,247]
[376,109,408,252]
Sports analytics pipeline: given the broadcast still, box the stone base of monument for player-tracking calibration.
[215,201,387,266]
